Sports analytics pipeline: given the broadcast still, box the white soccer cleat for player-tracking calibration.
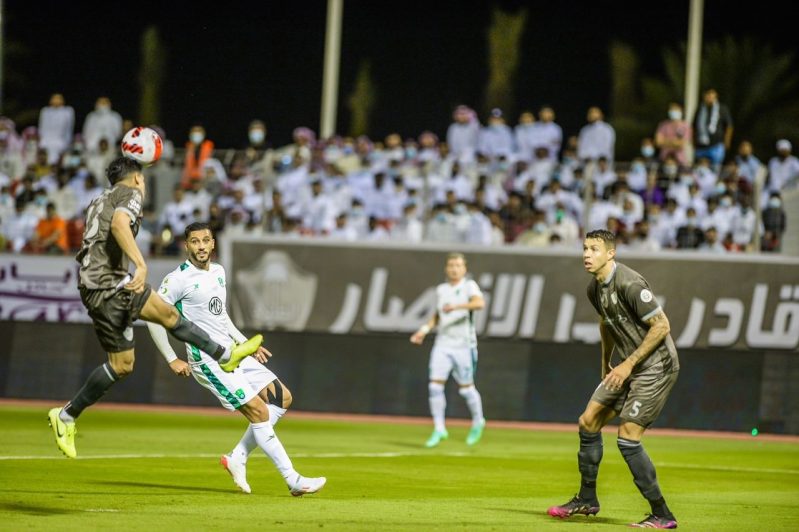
[220,454,251,494]
[289,474,327,497]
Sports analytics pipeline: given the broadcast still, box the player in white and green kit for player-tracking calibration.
[147,222,325,496]
[410,252,486,447]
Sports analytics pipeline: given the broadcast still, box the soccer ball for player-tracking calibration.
[121,126,163,165]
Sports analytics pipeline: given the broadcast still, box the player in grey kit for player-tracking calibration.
[548,229,680,529]
[48,157,262,459]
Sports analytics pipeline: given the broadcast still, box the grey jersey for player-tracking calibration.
[76,185,143,289]
[587,262,679,375]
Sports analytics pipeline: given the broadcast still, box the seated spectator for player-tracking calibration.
[1,196,39,252]
[698,226,726,253]
[674,207,704,249]
[30,202,68,254]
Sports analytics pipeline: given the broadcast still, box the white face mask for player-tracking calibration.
[249,130,265,144]
[190,133,205,144]
[668,110,683,120]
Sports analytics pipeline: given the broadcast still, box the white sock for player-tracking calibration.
[267,404,287,427]
[459,385,485,427]
[251,421,298,484]
[59,407,75,424]
[231,425,257,464]
[429,382,446,433]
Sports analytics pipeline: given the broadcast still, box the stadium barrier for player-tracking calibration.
[0,240,797,433]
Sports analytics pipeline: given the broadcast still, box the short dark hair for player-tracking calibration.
[106,157,142,185]
[585,229,616,249]
[184,221,213,240]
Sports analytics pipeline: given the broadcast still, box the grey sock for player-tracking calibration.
[577,430,603,502]
[618,437,672,518]
[64,363,119,419]
[170,316,225,359]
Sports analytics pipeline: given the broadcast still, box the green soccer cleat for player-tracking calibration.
[47,408,77,459]
[425,429,449,448]
[466,420,486,446]
[219,334,263,373]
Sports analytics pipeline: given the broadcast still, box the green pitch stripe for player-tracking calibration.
[200,363,241,409]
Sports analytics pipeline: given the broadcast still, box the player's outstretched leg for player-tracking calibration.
[220,334,264,373]
[47,408,77,458]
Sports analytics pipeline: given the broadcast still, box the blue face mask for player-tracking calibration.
[631,162,645,173]
[768,198,782,208]
[190,133,205,144]
[642,146,655,158]
[405,147,417,159]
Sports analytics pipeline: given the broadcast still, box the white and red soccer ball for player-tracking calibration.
[121,126,163,165]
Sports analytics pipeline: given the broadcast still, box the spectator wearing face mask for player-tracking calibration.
[639,137,658,170]
[734,140,762,186]
[181,124,214,189]
[761,192,786,252]
[478,108,515,160]
[655,102,691,166]
[766,139,799,196]
[692,88,733,170]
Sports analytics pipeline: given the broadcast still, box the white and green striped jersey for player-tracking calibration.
[157,260,235,362]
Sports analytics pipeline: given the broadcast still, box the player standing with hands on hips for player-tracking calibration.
[548,229,679,529]
[411,253,486,448]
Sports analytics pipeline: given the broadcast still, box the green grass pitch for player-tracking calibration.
[1,404,797,531]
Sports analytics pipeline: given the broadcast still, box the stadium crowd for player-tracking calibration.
[0,91,796,256]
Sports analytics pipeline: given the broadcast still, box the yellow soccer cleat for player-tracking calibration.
[219,334,263,373]
[47,408,77,459]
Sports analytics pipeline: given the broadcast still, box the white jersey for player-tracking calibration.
[157,260,236,362]
[434,278,482,349]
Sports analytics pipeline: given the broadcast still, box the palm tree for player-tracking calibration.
[612,37,799,161]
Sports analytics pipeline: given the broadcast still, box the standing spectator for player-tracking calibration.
[577,107,615,164]
[0,122,25,181]
[655,102,691,167]
[446,105,480,164]
[766,139,799,195]
[478,108,514,160]
[82,97,123,152]
[514,110,537,162]
[30,202,68,254]
[734,140,762,186]
[692,88,733,170]
[38,93,75,164]
[181,124,214,189]
[639,137,659,169]
[761,192,787,252]
[534,105,563,162]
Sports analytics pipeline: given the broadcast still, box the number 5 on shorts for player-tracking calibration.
[629,401,642,417]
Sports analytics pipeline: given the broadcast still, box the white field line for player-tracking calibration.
[0,452,797,476]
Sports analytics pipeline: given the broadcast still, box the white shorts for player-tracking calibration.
[191,356,277,411]
[429,344,478,384]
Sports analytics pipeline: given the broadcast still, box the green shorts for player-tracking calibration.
[80,284,152,353]
[590,369,678,428]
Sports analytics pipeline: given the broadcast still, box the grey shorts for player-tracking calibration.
[590,369,679,428]
[80,284,152,353]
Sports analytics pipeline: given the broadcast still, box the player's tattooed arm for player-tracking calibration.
[625,311,671,368]
[602,311,670,390]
